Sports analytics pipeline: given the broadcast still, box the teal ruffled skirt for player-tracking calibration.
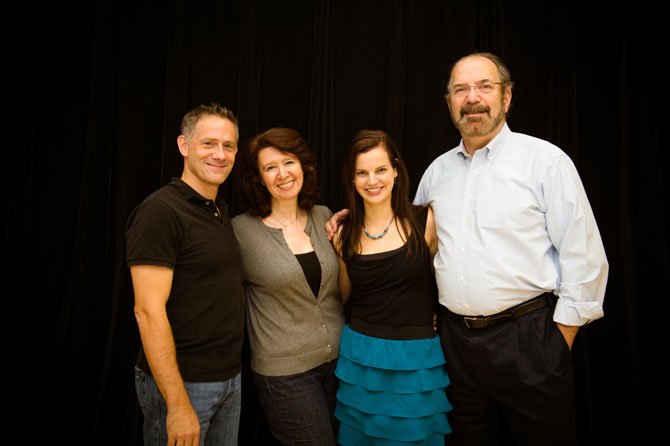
[335,324,452,445]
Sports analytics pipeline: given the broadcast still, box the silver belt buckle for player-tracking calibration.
[464,316,480,328]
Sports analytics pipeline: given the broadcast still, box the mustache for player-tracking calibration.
[460,105,490,117]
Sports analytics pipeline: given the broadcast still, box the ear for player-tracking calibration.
[177,135,189,157]
[503,88,512,113]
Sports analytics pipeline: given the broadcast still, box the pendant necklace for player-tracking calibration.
[363,216,394,240]
[271,213,297,230]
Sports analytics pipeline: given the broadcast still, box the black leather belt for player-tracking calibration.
[445,292,553,329]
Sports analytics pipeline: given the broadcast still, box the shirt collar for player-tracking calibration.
[169,177,226,208]
[486,123,511,159]
[169,177,204,201]
[169,177,228,215]
[456,122,511,161]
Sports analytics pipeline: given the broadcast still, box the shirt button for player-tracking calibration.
[459,275,465,281]
[316,304,320,308]
[460,247,465,252]
[464,219,469,224]
[322,324,325,328]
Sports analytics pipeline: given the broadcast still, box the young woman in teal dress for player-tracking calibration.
[332,130,452,445]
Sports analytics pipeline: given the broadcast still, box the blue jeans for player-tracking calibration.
[253,360,339,445]
[135,366,241,446]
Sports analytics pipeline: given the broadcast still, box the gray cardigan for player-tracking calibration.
[231,205,345,376]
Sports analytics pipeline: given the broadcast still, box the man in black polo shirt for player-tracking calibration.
[126,103,244,446]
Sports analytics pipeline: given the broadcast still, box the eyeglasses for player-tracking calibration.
[448,82,502,98]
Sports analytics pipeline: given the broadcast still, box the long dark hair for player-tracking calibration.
[235,127,320,218]
[338,129,427,261]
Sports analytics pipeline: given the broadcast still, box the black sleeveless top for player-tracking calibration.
[295,250,321,298]
[344,206,438,339]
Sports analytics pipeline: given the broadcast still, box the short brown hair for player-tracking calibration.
[180,103,239,141]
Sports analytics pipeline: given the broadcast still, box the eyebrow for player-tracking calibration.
[200,137,235,143]
[262,155,296,167]
[356,164,391,171]
[452,78,496,86]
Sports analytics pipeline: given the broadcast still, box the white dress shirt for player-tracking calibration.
[414,124,608,326]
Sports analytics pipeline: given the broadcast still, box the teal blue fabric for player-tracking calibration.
[338,324,446,370]
[337,382,451,417]
[336,356,449,394]
[335,325,452,444]
[338,422,446,446]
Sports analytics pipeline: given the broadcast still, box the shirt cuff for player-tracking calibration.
[552,298,604,326]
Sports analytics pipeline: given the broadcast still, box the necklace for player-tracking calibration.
[270,213,298,230]
[363,216,394,240]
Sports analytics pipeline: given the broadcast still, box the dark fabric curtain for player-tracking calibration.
[5,1,664,444]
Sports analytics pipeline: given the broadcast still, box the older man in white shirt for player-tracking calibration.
[414,52,608,446]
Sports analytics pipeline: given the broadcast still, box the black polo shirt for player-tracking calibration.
[126,178,244,381]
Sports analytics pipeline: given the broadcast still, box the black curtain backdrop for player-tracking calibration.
[4,1,665,445]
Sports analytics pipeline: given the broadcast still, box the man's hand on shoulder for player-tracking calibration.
[325,208,349,241]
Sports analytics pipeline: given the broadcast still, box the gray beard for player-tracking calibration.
[452,109,505,138]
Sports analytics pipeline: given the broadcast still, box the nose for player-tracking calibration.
[367,173,377,184]
[465,86,480,101]
[277,165,289,178]
[212,144,226,159]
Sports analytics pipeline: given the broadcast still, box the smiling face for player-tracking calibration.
[447,55,511,144]
[258,146,304,205]
[177,115,238,199]
[354,146,398,207]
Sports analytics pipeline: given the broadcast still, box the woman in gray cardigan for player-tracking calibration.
[232,127,345,445]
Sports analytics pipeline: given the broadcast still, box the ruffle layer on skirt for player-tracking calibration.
[337,325,447,370]
[335,325,452,444]
[336,356,450,394]
[336,405,451,444]
[338,421,447,446]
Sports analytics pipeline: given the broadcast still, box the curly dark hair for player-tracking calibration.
[235,127,320,218]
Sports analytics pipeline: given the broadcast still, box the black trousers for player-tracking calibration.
[438,299,577,446]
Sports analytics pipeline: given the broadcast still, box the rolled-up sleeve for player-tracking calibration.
[545,155,609,325]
